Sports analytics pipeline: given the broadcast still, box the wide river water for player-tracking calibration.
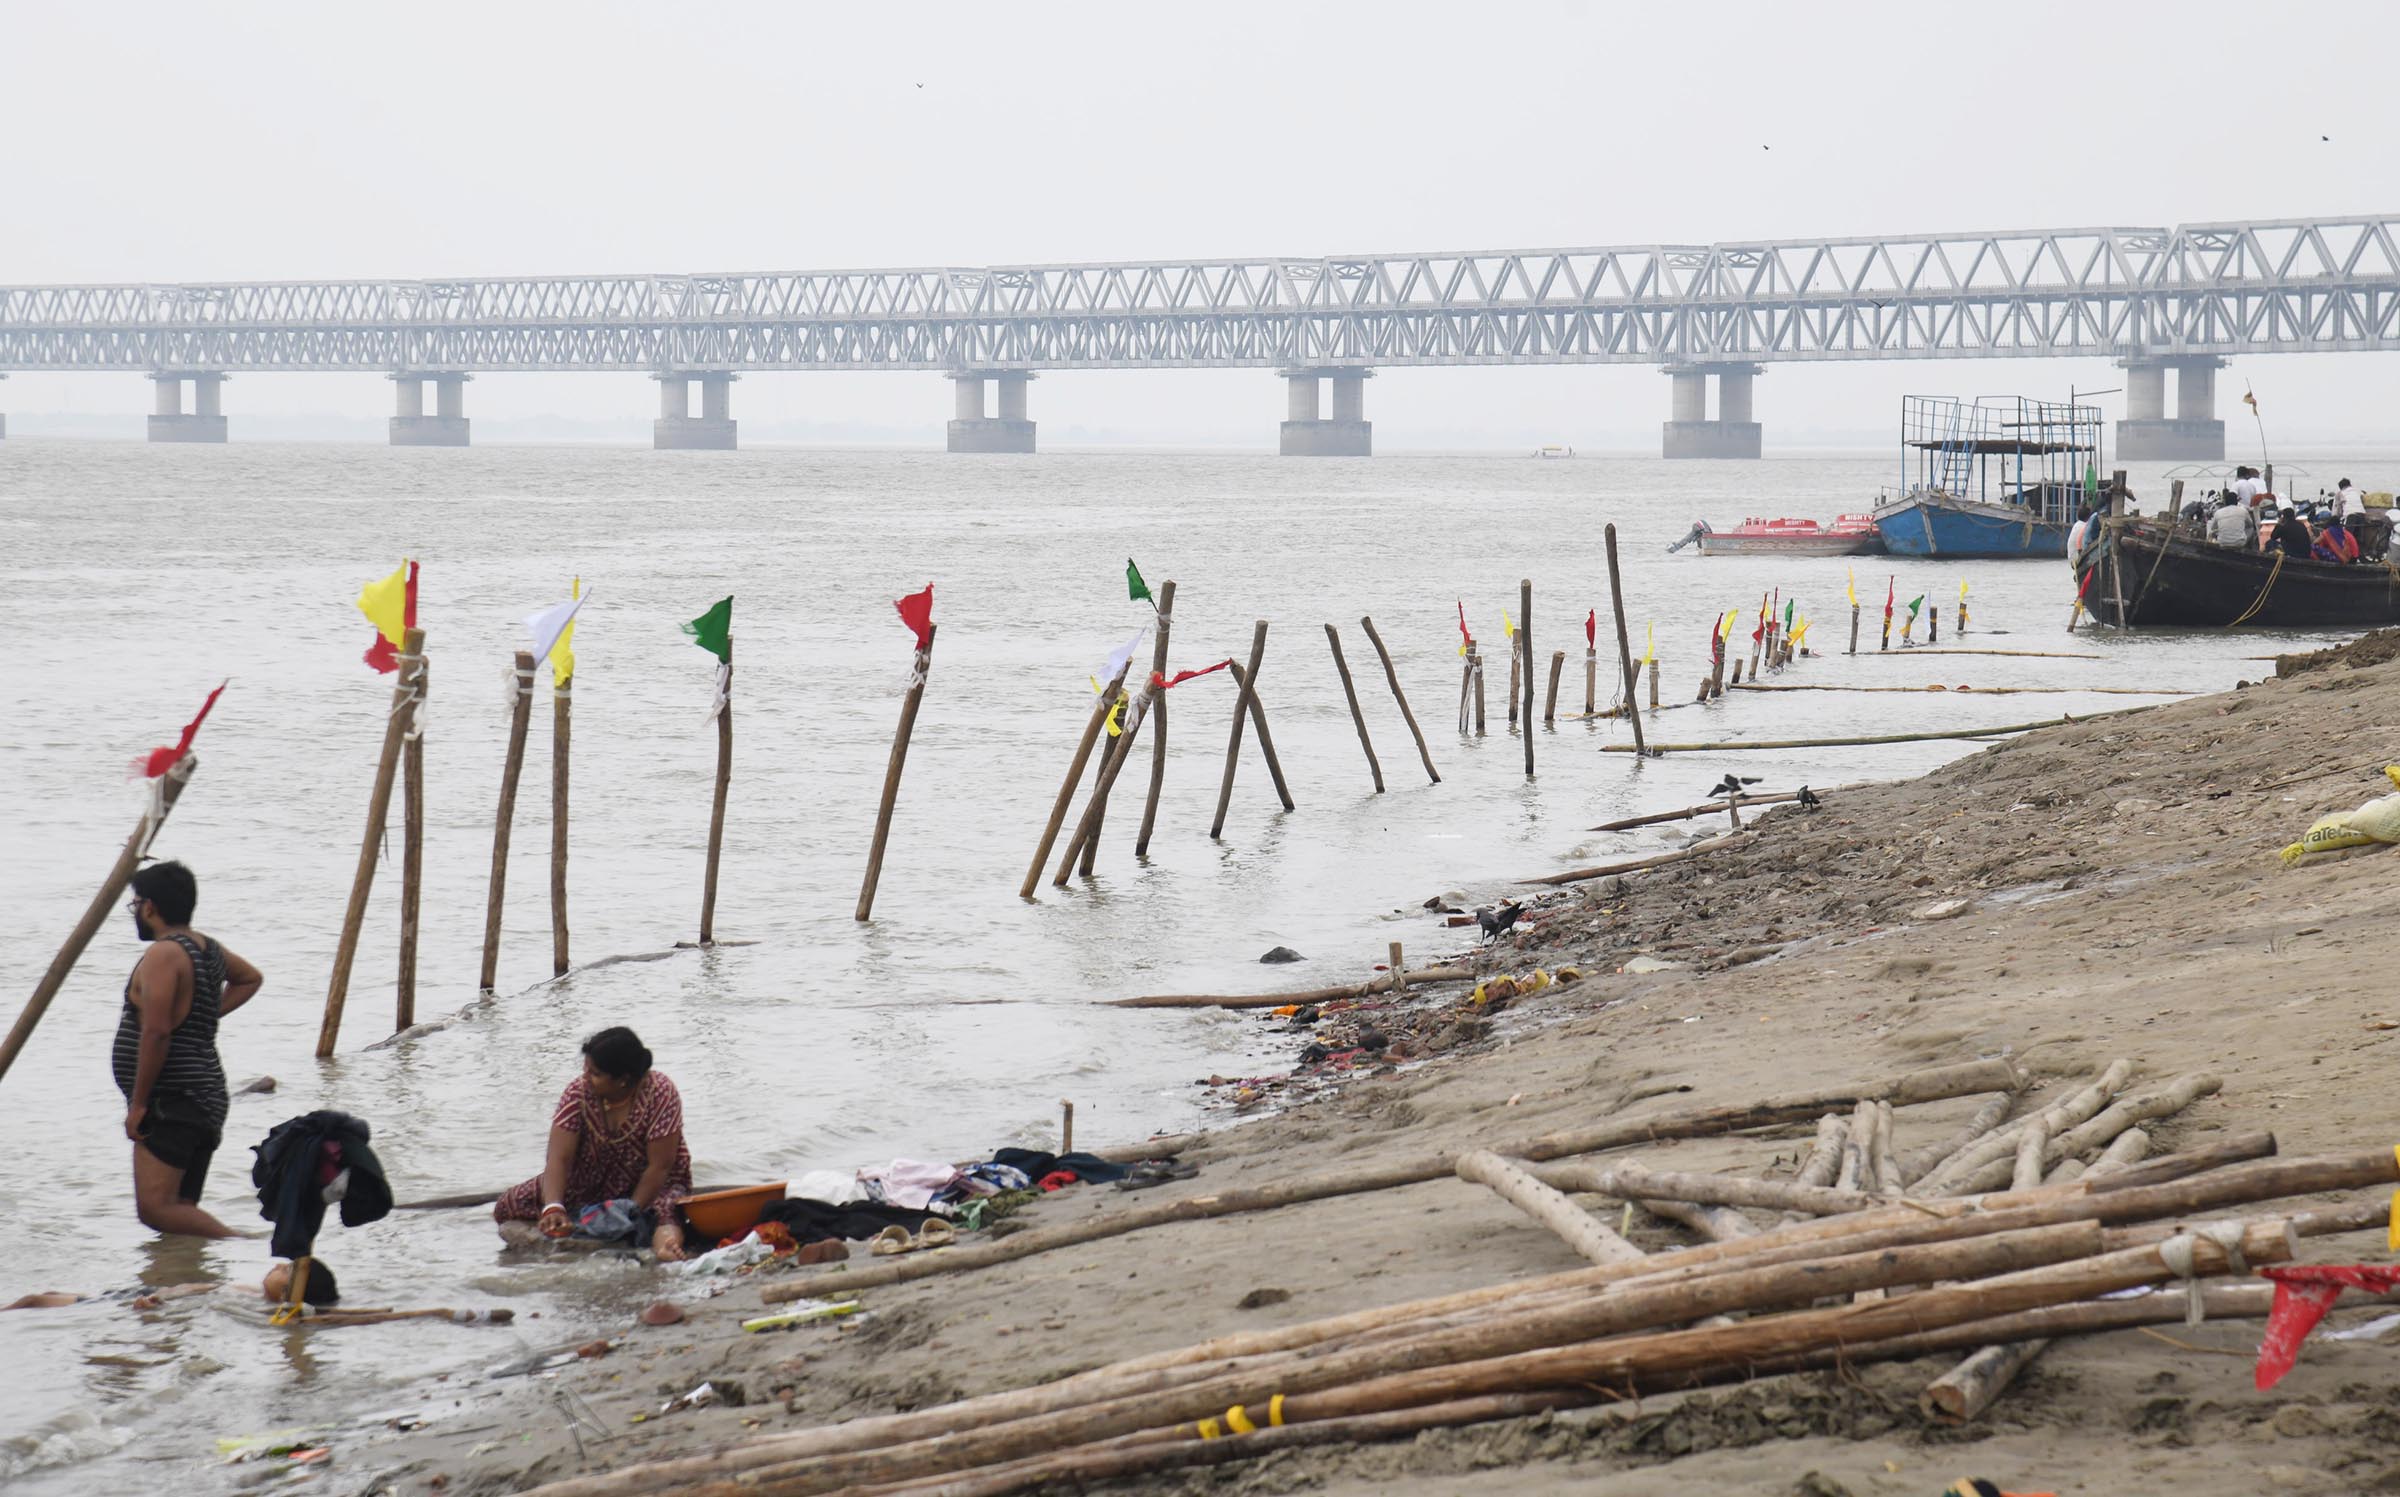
[0,439,2373,1487]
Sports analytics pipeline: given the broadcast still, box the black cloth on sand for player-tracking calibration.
[759,1197,944,1246]
[988,1149,1130,1185]
[251,1110,394,1260]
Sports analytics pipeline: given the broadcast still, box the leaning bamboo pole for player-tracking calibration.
[857,625,936,922]
[1542,649,1563,726]
[320,626,423,1057]
[1231,661,1295,811]
[755,1058,2016,1303]
[1053,675,1153,887]
[1323,625,1385,793]
[1021,659,1134,899]
[1210,621,1271,838]
[1603,526,1644,757]
[0,755,199,1085]
[1133,581,1178,854]
[396,648,427,1032]
[1358,616,1437,783]
[478,651,536,990]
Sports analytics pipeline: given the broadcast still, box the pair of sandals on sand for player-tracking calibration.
[868,1219,957,1256]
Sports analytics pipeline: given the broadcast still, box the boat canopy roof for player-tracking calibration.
[1906,437,2095,455]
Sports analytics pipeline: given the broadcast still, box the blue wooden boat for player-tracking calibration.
[1871,395,2100,559]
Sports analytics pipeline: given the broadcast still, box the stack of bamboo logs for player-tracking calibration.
[518,1060,2400,1497]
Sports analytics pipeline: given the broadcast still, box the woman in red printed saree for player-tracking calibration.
[494,1026,694,1260]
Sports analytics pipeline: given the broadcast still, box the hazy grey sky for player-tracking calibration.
[7,0,2398,445]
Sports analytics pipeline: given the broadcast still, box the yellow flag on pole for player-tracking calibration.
[1846,567,1858,609]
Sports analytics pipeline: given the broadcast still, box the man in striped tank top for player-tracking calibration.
[113,861,264,1238]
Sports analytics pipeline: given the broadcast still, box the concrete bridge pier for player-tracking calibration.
[1661,363,1762,458]
[148,372,229,443]
[1279,368,1371,456]
[2115,356,2225,460]
[390,372,471,446]
[948,370,1037,452]
[655,371,738,449]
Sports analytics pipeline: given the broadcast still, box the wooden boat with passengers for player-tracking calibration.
[2076,513,2400,628]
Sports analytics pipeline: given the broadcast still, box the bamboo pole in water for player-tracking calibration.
[857,626,935,921]
[1604,527,1645,758]
[1506,627,1520,727]
[479,652,535,989]
[551,673,571,974]
[1022,661,1130,899]
[320,627,423,1057]
[1324,624,1384,793]
[1850,604,1860,655]
[1358,616,1437,783]
[1584,646,1597,716]
[1518,580,1535,776]
[1133,581,1178,854]
[1229,660,1294,810]
[1648,659,1659,712]
[1054,678,1151,887]
[700,645,734,942]
[396,649,427,1032]
[0,756,199,1086]
[1543,650,1562,726]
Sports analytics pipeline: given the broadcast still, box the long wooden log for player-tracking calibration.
[1872,1101,1903,1196]
[1456,1152,1644,1265]
[722,1224,2113,1497]
[1523,831,1746,887]
[544,1138,2335,1497]
[1602,712,2148,754]
[2010,1120,2049,1191]
[1105,966,1472,1010]
[2054,1072,2221,1161]
[1865,648,2104,660]
[1357,615,1438,784]
[1587,792,1802,832]
[1637,1196,1758,1242]
[1732,682,2193,696]
[1779,1113,1848,1226]
[755,1058,2018,1303]
[1533,1163,1880,1218]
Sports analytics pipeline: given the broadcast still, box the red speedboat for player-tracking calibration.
[1687,514,1883,557]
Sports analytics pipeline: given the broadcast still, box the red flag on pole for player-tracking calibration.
[1883,575,1896,621]
[133,680,227,778]
[1152,659,1234,690]
[894,584,935,651]
[1584,609,1596,647]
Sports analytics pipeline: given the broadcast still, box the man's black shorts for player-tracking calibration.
[139,1094,221,1203]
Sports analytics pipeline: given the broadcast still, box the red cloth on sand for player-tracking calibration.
[2253,1264,2400,1389]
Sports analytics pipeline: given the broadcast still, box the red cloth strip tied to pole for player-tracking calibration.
[895,584,935,651]
[1584,609,1596,648]
[1152,659,1234,690]
[2254,1263,2400,1389]
[132,681,227,779]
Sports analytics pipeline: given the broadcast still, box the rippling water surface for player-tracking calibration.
[0,438,2364,1486]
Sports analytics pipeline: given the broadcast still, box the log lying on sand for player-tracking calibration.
[756,1058,2018,1300]
[1456,1152,1645,1265]
[1532,1161,1882,1218]
[1917,1059,2134,1194]
[1603,712,2150,754]
[1897,1092,2015,1186]
[1524,832,1748,888]
[1588,793,1802,832]
[537,1141,2381,1497]
[1941,1071,2220,1197]
[1730,682,2190,696]
[1106,967,1473,1010]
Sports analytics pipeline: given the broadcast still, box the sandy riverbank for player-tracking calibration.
[359,634,2400,1497]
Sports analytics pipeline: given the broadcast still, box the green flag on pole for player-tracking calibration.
[1905,595,1924,618]
[1126,559,1153,605]
[682,596,734,661]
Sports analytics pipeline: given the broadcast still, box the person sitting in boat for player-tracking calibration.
[2208,492,2257,549]
[2313,513,2362,565]
[494,1027,693,1260]
[2269,505,2315,561]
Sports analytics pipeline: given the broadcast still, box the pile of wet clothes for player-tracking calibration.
[755,1148,1197,1247]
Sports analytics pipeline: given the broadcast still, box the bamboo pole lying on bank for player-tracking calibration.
[1603,712,2147,754]
[479,652,536,989]
[1897,1092,2016,1186]
[0,755,200,1086]
[321,626,424,1057]
[1105,966,1473,1010]
[1358,616,1437,784]
[1917,1059,2135,1194]
[1523,832,1747,887]
[755,1057,2019,1304]
[574,1137,2367,1497]
[1134,582,1178,854]
[1456,1151,1645,1265]
[1588,792,1802,832]
[858,624,935,922]
[1730,683,2193,696]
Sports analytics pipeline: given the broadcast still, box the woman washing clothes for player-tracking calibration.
[494,1027,693,1261]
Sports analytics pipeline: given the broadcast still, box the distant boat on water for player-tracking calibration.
[1531,444,1575,459]
[1871,394,2099,559]
[1682,514,1882,557]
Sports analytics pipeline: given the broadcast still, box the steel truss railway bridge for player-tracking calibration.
[3,215,2396,458]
